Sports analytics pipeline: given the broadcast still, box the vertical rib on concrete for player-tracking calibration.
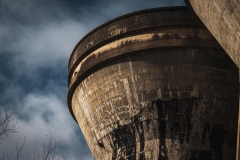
[68,7,239,160]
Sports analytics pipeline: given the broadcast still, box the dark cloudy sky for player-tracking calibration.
[0,0,185,159]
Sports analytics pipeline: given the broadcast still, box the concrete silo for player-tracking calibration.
[68,7,239,160]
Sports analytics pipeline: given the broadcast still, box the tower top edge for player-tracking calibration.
[68,6,188,68]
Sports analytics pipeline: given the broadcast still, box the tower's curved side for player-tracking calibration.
[68,7,239,160]
[185,0,240,67]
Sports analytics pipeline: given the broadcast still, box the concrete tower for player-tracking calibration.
[68,7,239,160]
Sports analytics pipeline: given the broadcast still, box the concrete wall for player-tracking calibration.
[68,7,239,160]
[184,1,240,159]
[185,0,240,68]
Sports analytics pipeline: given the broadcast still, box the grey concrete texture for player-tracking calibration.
[68,7,239,160]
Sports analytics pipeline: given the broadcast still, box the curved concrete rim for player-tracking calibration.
[68,6,187,69]
[68,6,205,86]
[184,0,205,27]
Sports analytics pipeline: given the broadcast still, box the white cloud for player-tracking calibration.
[0,92,93,160]
[1,20,87,76]
[0,0,186,159]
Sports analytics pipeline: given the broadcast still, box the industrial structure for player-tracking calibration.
[68,6,239,160]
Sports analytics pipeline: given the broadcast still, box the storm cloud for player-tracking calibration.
[0,0,185,159]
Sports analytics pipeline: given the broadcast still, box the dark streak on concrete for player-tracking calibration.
[104,98,199,159]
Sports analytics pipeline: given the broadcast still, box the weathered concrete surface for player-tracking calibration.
[184,1,240,159]
[185,0,240,68]
[68,6,205,82]
[68,7,239,160]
